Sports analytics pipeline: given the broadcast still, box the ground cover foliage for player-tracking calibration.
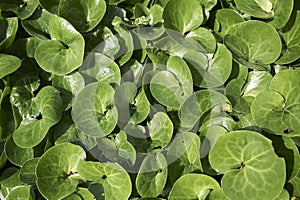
[0,0,300,199]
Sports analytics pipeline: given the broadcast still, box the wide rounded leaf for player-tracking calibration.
[35,15,85,75]
[58,0,106,32]
[77,160,132,200]
[136,152,168,198]
[168,174,220,199]
[209,130,286,200]
[163,0,203,33]
[72,82,118,137]
[0,54,22,79]
[150,56,193,109]
[36,143,86,200]
[13,86,63,148]
[224,20,281,70]
[251,69,300,136]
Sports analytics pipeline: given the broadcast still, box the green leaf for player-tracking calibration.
[0,54,22,79]
[267,0,293,29]
[39,0,60,14]
[52,72,85,110]
[114,82,150,127]
[186,27,217,53]
[186,43,232,88]
[77,160,132,200]
[163,0,203,33]
[276,11,300,65]
[21,8,54,39]
[0,167,22,189]
[168,174,220,199]
[72,82,118,137]
[34,15,85,75]
[13,86,63,148]
[0,17,18,49]
[80,52,121,85]
[251,69,300,136]
[207,188,230,200]
[224,20,281,70]
[112,17,134,66]
[5,136,34,166]
[148,112,173,149]
[0,0,39,20]
[242,71,273,102]
[136,152,168,198]
[167,132,202,182]
[199,0,217,18]
[150,56,193,109]
[58,0,106,32]
[96,130,136,167]
[62,188,96,200]
[179,90,231,131]
[19,158,39,185]
[213,9,244,38]
[209,130,286,200]
[233,0,274,19]
[6,185,30,200]
[10,75,40,119]
[36,143,86,200]
[0,141,7,168]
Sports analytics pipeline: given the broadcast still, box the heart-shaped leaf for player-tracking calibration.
[34,15,85,75]
[13,86,63,148]
[209,130,285,200]
[77,160,132,200]
[36,143,86,200]
[224,20,281,70]
[114,82,150,127]
[72,82,118,137]
[150,56,193,109]
[136,152,168,198]
[251,69,300,136]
